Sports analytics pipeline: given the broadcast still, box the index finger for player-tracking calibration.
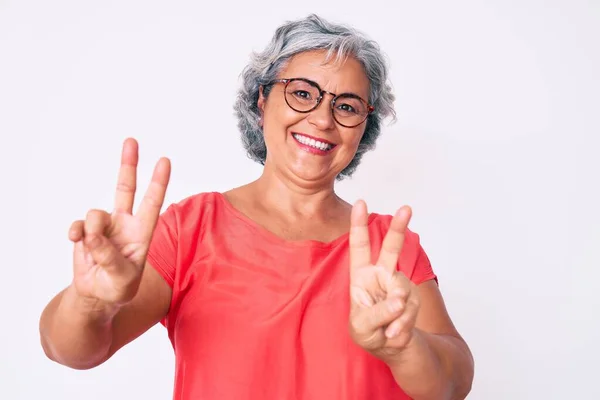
[136,157,171,239]
[349,199,372,273]
[377,206,412,272]
[114,138,139,214]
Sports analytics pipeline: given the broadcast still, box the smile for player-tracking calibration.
[291,133,336,153]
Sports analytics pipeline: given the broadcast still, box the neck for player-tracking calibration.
[248,165,348,219]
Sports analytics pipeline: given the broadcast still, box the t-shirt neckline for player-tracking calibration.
[212,191,379,249]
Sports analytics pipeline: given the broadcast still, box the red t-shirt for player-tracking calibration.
[147,192,437,400]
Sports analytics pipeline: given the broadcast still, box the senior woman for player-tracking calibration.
[40,14,474,400]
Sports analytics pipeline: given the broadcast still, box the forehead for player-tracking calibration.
[279,50,370,99]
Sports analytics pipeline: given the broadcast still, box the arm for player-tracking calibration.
[39,138,174,370]
[386,280,474,400]
[39,262,171,370]
[347,201,474,399]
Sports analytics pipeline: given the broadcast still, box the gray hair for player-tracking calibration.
[233,14,396,179]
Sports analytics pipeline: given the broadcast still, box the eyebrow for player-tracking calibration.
[296,76,367,100]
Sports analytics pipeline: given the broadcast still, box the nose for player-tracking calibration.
[306,95,336,131]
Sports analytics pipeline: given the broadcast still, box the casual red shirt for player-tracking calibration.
[147,192,437,400]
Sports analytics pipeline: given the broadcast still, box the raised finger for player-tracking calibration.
[84,209,112,238]
[377,206,412,273]
[136,157,171,238]
[114,138,139,214]
[68,220,84,242]
[349,199,372,273]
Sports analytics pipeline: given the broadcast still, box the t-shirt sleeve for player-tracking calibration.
[410,241,438,285]
[397,229,438,285]
[146,204,179,289]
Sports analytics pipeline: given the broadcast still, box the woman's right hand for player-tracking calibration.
[68,138,171,309]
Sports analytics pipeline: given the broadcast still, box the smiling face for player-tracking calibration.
[258,50,371,187]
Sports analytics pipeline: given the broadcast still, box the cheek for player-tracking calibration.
[342,130,365,150]
[264,98,298,125]
[262,106,301,146]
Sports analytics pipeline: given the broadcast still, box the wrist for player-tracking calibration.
[380,328,426,367]
[64,284,121,324]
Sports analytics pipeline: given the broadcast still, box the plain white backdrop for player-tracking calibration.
[2,0,598,398]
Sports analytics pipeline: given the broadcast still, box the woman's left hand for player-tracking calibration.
[348,200,421,362]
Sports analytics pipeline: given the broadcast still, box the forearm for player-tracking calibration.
[386,328,474,400]
[39,284,119,370]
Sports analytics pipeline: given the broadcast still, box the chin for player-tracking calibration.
[285,161,339,186]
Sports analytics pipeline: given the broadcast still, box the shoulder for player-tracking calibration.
[160,191,225,222]
[155,191,227,239]
[164,191,222,215]
[368,212,423,249]
[368,212,436,284]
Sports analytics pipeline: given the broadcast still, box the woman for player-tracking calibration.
[39,14,474,400]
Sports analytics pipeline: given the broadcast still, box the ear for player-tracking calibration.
[257,85,265,114]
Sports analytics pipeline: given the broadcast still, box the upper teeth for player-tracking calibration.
[293,134,333,151]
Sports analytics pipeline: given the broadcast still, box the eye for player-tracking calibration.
[337,103,358,114]
[292,90,312,100]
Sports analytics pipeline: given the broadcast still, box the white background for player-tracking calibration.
[2,0,599,398]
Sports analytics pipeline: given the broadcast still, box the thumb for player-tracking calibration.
[84,234,124,269]
[352,296,406,336]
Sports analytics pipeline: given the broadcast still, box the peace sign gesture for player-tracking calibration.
[68,138,171,307]
[348,200,421,359]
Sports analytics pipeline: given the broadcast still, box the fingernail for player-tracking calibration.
[386,325,400,338]
[389,298,403,313]
[359,292,374,307]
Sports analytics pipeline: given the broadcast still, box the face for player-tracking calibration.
[258,50,371,187]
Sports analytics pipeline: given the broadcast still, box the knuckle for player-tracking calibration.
[86,209,102,220]
[348,316,360,332]
[391,273,410,289]
[392,270,408,282]
[350,237,369,248]
[116,182,136,193]
[409,295,420,309]
[369,308,387,328]
[351,312,371,334]
[382,242,401,254]
[85,209,110,228]
[390,287,409,299]
[387,297,404,315]
[142,194,161,209]
[389,283,410,299]
[348,318,363,336]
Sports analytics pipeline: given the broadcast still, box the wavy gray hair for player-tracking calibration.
[233,14,396,179]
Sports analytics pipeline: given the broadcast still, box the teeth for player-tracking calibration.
[293,134,333,151]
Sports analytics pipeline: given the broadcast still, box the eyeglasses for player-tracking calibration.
[266,78,375,128]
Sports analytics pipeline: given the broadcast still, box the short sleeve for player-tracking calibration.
[394,228,438,286]
[410,242,438,285]
[146,204,179,289]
